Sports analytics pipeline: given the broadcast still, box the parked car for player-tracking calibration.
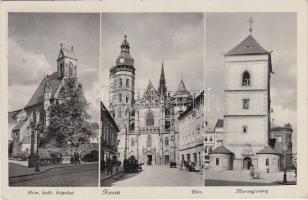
[170,161,177,168]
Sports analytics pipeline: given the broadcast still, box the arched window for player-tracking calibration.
[59,63,64,76]
[147,135,152,147]
[126,95,128,103]
[68,62,73,76]
[126,79,129,88]
[119,78,122,88]
[266,158,269,166]
[165,137,169,146]
[242,71,251,86]
[119,93,122,102]
[118,109,122,118]
[146,111,154,126]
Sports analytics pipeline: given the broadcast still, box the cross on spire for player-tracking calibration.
[248,17,254,34]
[124,35,127,40]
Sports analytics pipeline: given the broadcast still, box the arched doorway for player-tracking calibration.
[243,157,252,170]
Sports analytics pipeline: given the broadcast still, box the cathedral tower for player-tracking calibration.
[109,35,135,133]
[57,44,77,79]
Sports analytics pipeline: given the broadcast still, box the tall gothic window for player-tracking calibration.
[165,137,169,146]
[146,111,154,126]
[147,135,152,147]
[118,109,122,118]
[59,63,64,76]
[68,63,73,76]
[126,95,128,103]
[126,79,129,88]
[242,71,251,86]
[119,78,123,88]
[119,93,122,102]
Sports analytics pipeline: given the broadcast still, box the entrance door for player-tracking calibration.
[165,155,170,164]
[147,155,152,165]
[243,157,252,170]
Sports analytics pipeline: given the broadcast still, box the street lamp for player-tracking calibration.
[283,145,288,184]
[34,121,42,172]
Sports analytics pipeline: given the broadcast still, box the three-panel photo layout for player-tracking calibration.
[7,12,297,188]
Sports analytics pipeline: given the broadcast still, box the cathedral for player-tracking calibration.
[109,36,194,165]
[9,44,78,157]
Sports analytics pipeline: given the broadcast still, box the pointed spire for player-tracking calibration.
[158,59,167,98]
[160,60,165,79]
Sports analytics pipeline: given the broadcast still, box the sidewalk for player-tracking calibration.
[101,166,124,182]
[9,160,96,178]
[204,169,297,185]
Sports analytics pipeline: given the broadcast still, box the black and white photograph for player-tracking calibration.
[7,13,100,187]
[100,13,205,186]
[204,12,297,186]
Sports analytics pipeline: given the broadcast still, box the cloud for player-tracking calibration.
[8,38,53,86]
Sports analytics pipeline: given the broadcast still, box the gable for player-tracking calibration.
[25,72,63,108]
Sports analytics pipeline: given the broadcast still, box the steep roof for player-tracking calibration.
[226,35,269,56]
[215,119,224,128]
[58,47,77,60]
[210,145,233,154]
[256,146,281,155]
[173,79,191,97]
[25,72,63,108]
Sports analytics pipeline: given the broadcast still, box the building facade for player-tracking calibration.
[108,36,194,165]
[178,91,205,170]
[210,28,281,172]
[270,123,293,170]
[101,102,119,168]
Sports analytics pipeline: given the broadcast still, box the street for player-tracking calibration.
[101,165,203,186]
[9,163,98,187]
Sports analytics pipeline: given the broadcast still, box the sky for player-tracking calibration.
[8,13,100,121]
[205,13,297,150]
[100,13,205,105]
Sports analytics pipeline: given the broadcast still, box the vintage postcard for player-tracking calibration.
[0,0,307,199]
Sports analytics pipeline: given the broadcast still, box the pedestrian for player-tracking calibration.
[76,151,81,164]
[73,152,77,165]
[106,158,113,175]
[250,164,255,179]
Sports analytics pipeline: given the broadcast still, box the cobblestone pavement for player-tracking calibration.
[101,165,203,186]
[9,163,99,187]
[204,169,297,186]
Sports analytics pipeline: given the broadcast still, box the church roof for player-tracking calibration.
[25,72,62,108]
[210,145,233,154]
[215,119,224,128]
[58,47,77,60]
[256,146,281,155]
[226,35,269,56]
[173,79,191,97]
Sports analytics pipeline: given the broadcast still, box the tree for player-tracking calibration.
[46,77,93,151]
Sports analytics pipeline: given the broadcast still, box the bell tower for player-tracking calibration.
[223,17,273,170]
[109,35,136,131]
[57,43,78,79]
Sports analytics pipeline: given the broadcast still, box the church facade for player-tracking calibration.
[9,45,79,157]
[209,28,281,172]
[108,36,194,165]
